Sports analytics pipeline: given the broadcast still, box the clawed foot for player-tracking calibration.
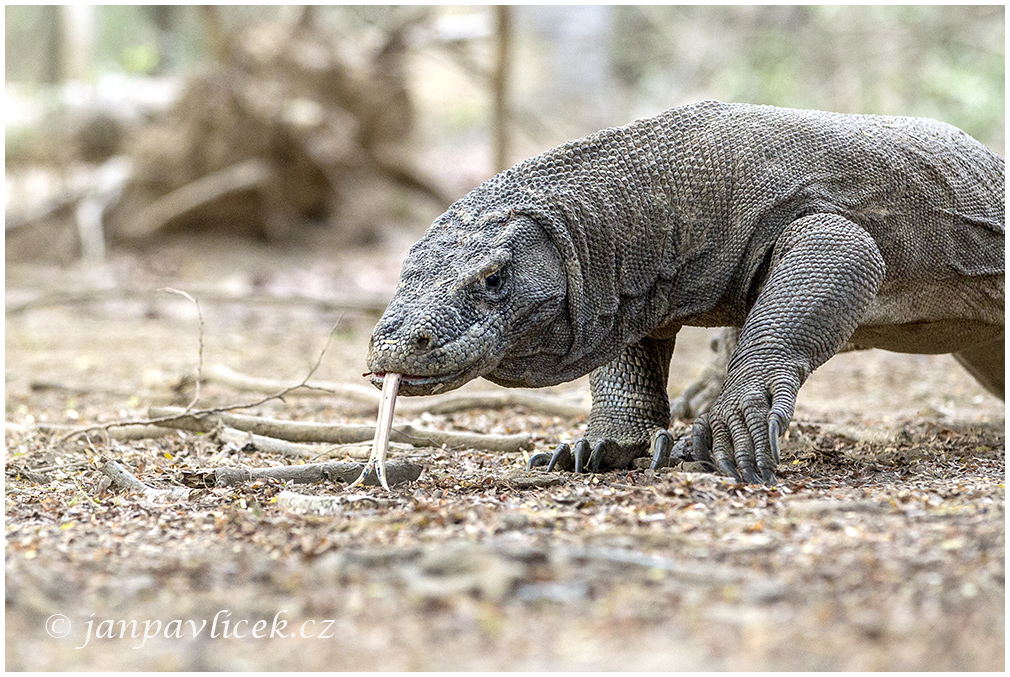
[526,438,637,474]
[526,429,694,474]
[691,392,788,485]
[526,414,784,485]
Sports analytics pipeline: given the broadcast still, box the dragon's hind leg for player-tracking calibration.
[669,328,737,420]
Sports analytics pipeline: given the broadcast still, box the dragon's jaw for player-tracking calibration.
[366,369,478,396]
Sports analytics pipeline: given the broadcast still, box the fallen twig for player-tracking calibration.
[500,470,565,489]
[204,364,589,418]
[100,459,191,502]
[413,389,588,419]
[13,460,91,475]
[39,423,178,441]
[56,321,340,443]
[218,431,409,461]
[150,405,534,452]
[160,288,205,411]
[204,365,380,405]
[217,425,330,459]
[190,459,422,488]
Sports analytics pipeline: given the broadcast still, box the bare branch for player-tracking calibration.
[39,423,177,441]
[119,161,271,240]
[191,459,421,488]
[204,364,589,418]
[159,288,204,411]
[56,320,341,443]
[100,459,191,502]
[217,425,329,459]
[149,405,534,453]
[204,364,380,404]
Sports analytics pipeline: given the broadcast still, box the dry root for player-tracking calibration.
[186,459,422,488]
[149,405,534,453]
[100,459,191,502]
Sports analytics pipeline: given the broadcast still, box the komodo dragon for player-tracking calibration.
[366,101,1005,484]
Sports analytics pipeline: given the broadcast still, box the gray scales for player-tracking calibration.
[366,101,1005,484]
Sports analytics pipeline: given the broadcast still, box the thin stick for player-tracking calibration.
[39,423,177,441]
[119,160,271,239]
[159,288,204,412]
[205,364,381,404]
[217,426,320,459]
[198,458,421,488]
[57,320,342,443]
[349,373,401,490]
[148,405,534,452]
[203,364,589,418]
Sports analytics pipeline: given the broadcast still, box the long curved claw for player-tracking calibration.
[533,435,657,476]
[572,439,590,474]
[711,423,743,482]
[547,442,573,472]
[649,429,675,469]
[761,417,783,484]
[768,417,782,465]
[526,451,552,470]
[587,440,609,473]
[690,381,792,484]
[761,467,778,485]
[728,413,761,485]
[692,417,714,471]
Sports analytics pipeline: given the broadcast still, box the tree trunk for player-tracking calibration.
[492,6,513,173]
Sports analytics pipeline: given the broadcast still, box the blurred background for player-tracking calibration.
[5,5,1004,269]
[6,9,1006,672]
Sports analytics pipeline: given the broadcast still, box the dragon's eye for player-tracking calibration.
[481,267,508,299]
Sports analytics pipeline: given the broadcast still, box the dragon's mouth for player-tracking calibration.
[367,371,466,396]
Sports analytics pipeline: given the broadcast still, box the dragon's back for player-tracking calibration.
[715,103,1004,279]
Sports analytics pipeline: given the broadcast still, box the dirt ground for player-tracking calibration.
[5,234,1005,670]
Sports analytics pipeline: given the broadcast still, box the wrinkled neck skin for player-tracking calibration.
[482,109,735,387]
[371,102,742,393]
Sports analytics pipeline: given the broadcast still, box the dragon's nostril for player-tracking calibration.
[414,332,432,350]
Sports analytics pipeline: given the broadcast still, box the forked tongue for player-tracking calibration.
[349,372,401,490]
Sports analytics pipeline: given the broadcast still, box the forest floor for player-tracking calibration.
[5,233,1004,670]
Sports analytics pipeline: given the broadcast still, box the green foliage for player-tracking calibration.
[119,44,160,75]
[612,5,1004,150]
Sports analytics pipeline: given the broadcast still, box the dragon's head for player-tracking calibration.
[367,205,569,395]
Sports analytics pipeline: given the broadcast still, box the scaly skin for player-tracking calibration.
[367,101,1005,484]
